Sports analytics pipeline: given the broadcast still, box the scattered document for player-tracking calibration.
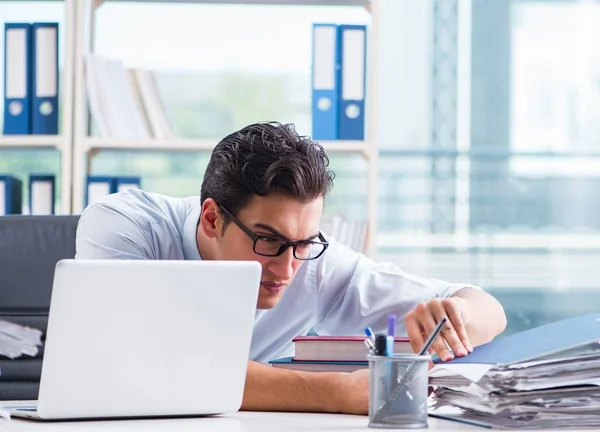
[429,313,600,429]
[0,320,42,423]
[0,319,42,359]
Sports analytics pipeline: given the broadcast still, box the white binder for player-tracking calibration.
[29,175,55,215]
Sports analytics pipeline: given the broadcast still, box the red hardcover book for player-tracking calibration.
[292,335,412,362]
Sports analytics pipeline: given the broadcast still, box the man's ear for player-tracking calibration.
[200,198,222,239]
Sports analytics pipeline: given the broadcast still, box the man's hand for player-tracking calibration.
[242,360,370,414]
[405,296,472,362]
[334,369,369,415]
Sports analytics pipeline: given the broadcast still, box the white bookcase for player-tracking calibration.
[0,0,76,215]
[2,0,380,258]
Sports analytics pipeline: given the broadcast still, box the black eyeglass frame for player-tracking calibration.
[217,204,329,260]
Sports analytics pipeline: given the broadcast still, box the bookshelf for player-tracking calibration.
[0,135,65,150]
[82,138,370,155]
[0,0,76,215]
[69,0,380,258]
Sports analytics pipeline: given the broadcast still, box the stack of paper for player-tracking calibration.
[0,319,42,359]
[428,313,600,429]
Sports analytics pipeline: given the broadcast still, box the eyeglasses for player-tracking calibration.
[218,204,329,260]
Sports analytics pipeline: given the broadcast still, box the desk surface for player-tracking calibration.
[0,411,592,432]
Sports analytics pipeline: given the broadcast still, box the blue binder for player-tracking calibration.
[85,176,116,207]
[3,23,33,135]
[0,175,23,215]
[311,23,340,140]
[29,174,55,215]
[337,24,367,140]
[115,176,141,193]
[437,313,600,366]
[31,22,59,135]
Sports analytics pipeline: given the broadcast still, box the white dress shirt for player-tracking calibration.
[75,189,479,363]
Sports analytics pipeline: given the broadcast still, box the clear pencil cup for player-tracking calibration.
[368,354,431,429]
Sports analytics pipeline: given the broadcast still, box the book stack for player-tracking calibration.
[270,335,412,372]
[429,313,600,429]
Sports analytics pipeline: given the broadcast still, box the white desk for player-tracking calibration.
[0,412,459,432]
[0,411,590,432]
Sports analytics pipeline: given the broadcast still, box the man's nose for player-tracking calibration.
[268,247,296,280]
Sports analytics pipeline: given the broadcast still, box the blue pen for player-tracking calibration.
[365,327,376,343]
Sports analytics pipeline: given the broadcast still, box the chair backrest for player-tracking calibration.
[0,215,79,400]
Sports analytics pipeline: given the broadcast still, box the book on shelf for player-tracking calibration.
[84,54,175,140]
[293,335,411,362]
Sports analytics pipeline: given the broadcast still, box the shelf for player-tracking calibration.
[0,135,64,151]
[83,138,216,152]
[82,138,370,156]
[320,140,370,156]
[101,0,368,6]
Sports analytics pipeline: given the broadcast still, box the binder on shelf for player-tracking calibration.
[85,176,115,207]
[0,175,23,215]
[29,174,55,215]
[3,23,32,135]
[84,54,112,137]
[131,68,175,140]
[115,176,141,193]
[311,23,340,141]
[337,24,367,140]
[31,22,59,135]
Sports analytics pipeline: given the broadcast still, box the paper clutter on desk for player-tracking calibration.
[0,319,43,359]
[428,313,600,429]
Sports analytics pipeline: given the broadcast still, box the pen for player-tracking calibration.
[387,314,396,338]
[385,335,394,357]
[371,317,449,423]
[417,317,447,356]
[375,334,387,356]
[365,327,376,344]
[387,314,397,357]
[396,317,448,388]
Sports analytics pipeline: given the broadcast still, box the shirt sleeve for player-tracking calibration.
[75,203,155,260]
[311,240,481,337]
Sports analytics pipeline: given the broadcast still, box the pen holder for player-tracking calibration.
[368,354,431,429]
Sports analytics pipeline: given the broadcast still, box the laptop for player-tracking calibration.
[8,259,261,420]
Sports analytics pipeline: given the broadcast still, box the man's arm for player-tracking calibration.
[76,203,154,259]
[311,241,507,362]
[240,361,369,415]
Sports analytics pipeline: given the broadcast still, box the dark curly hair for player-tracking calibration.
[200,121,335,224]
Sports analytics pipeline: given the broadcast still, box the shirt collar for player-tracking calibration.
[182,202,202,260]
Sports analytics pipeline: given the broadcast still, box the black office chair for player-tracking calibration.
[0,215,79,400]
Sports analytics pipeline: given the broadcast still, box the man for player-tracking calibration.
[76,121,506,415]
